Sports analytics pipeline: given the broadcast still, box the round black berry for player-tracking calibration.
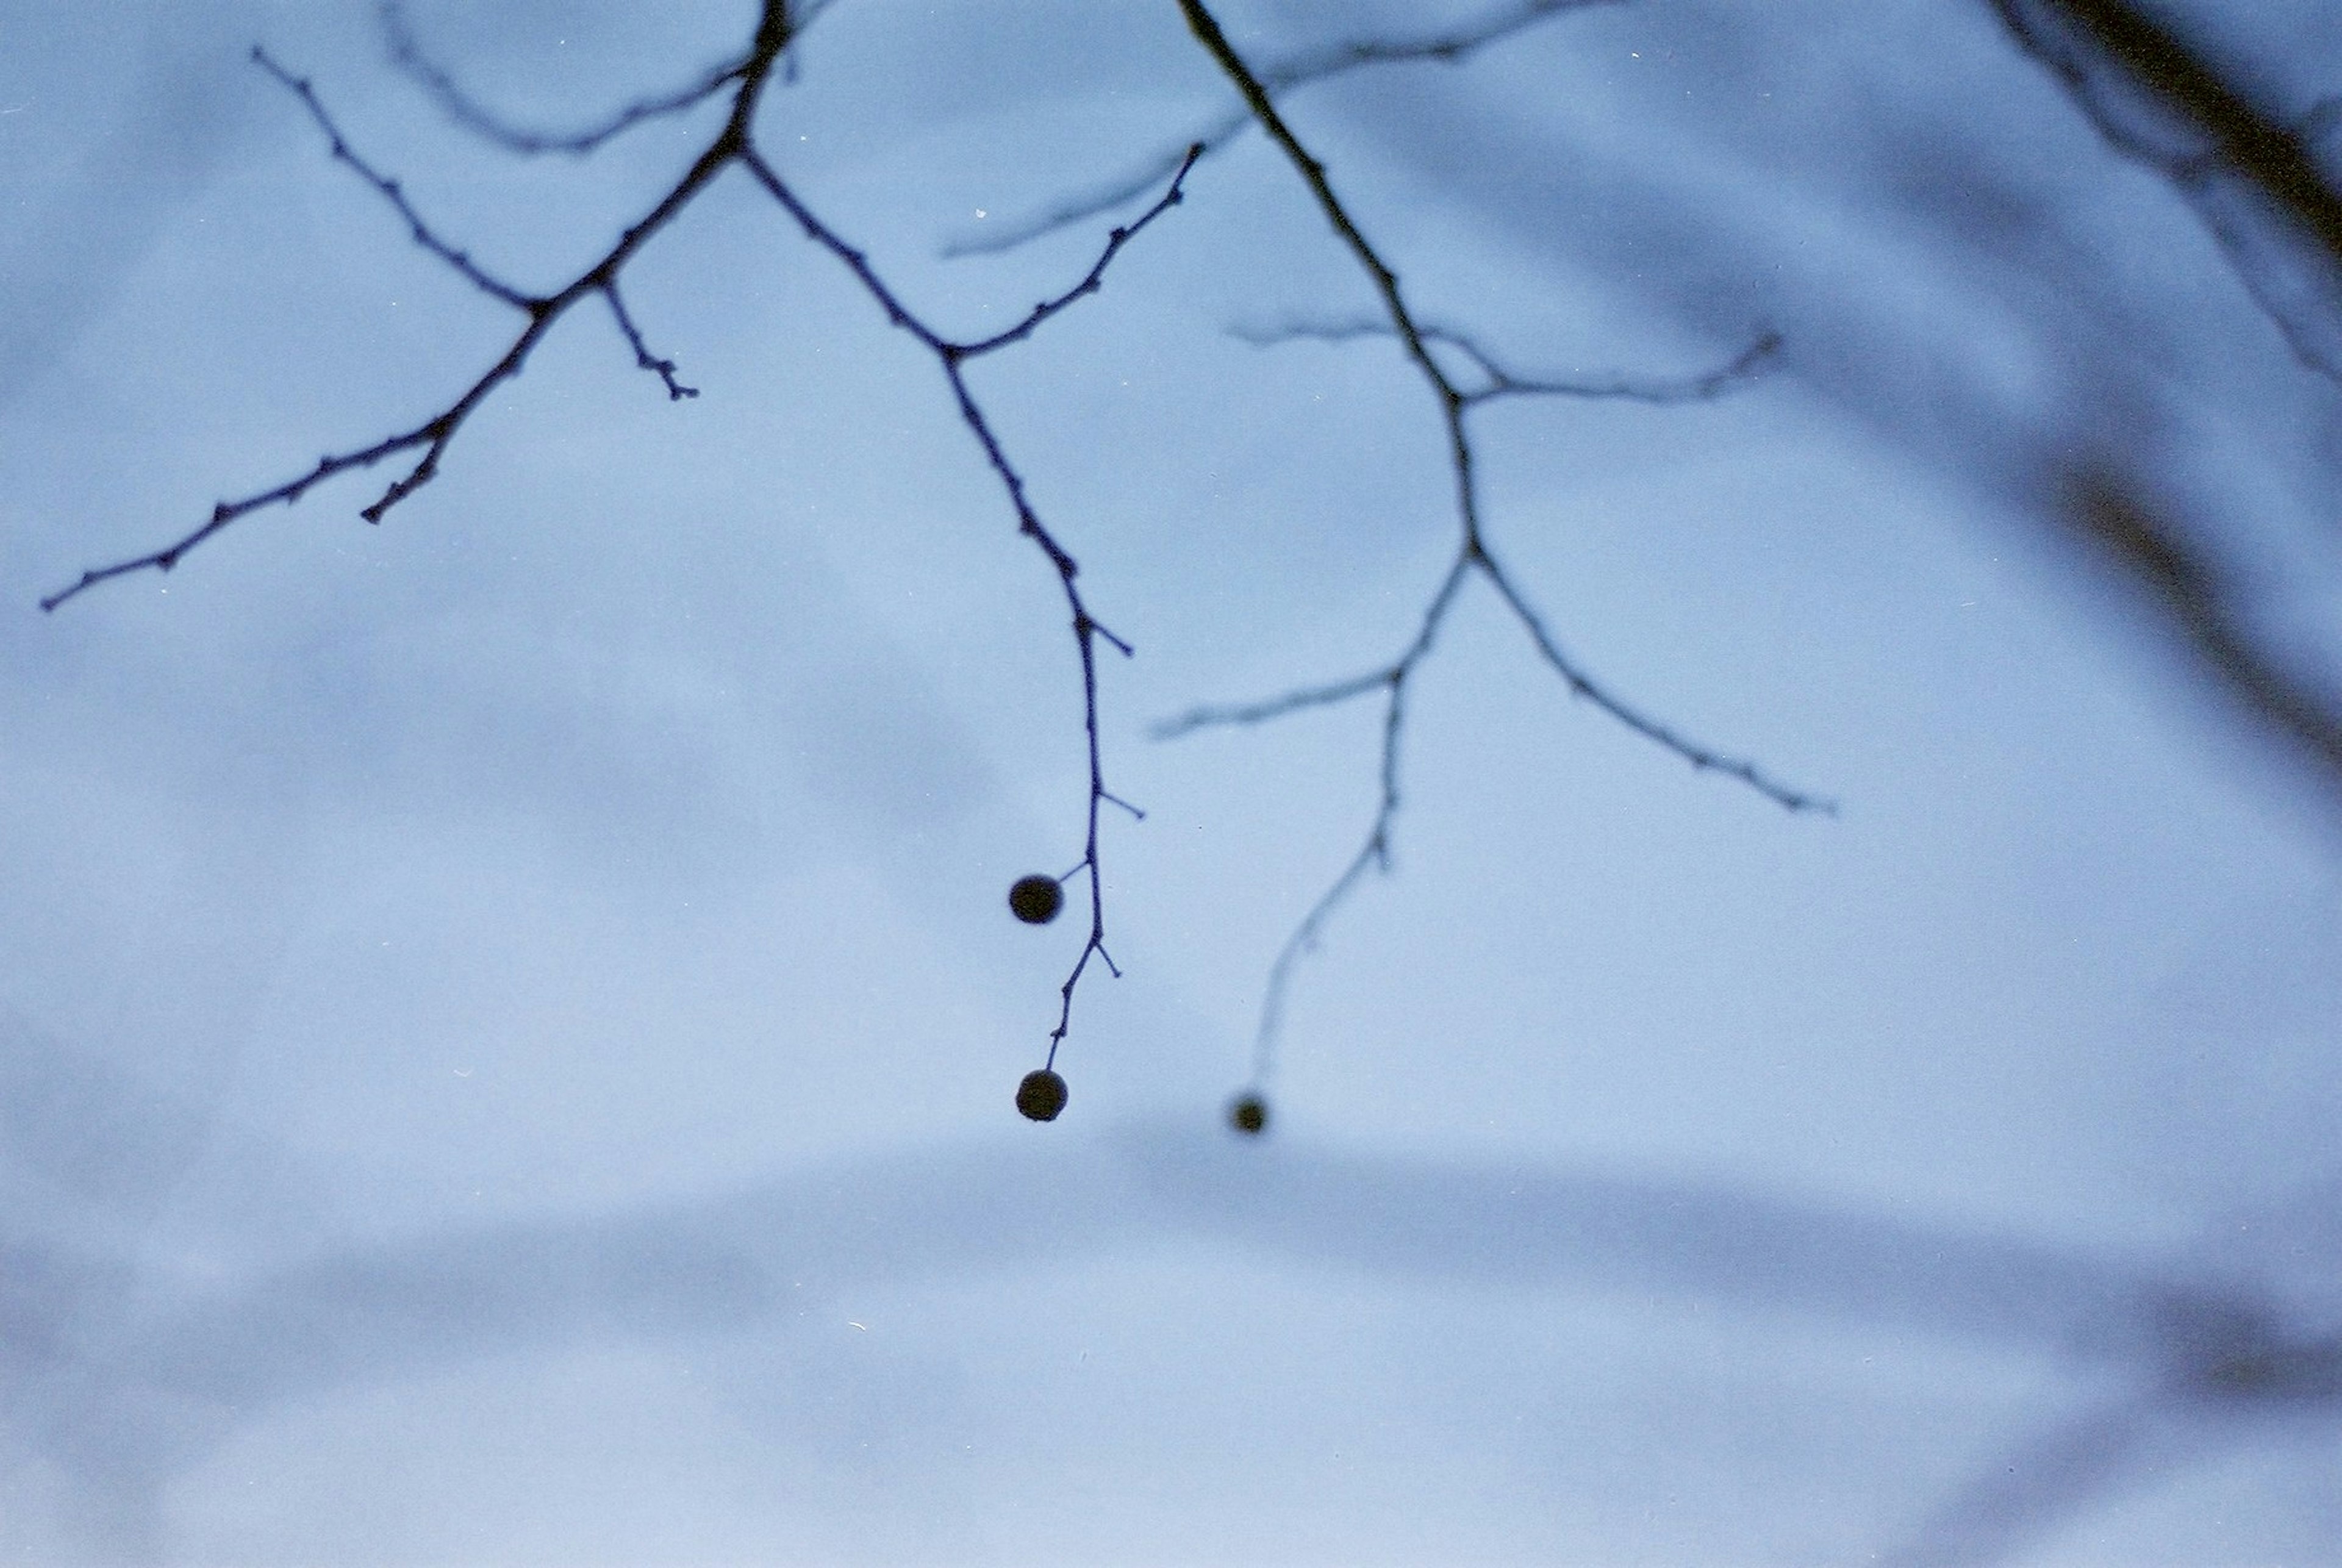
[1015,1068,1069,1122]
[1008,875,1064,925]
[1228,1093,1269,1136]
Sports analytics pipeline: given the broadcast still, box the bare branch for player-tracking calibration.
[1172,0,1828,1095]
[1475,547,1836,814]
[603,281,699,400]
[46,4,1203,1086]
[252,48,537,310]
[944,0,1624,259]
[1151,667,1393,739]
[1450,325,1782,405]
[736,142,1202,1073]
[45,24,784,611]
[953,145,1204,359]
[381,0,748,158]
[1885,1306,2342,1566]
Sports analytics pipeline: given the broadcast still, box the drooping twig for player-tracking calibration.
[738,140,1203,1067]
[603,281,699,401]
[1171,0,1828,1095]
[944,0,1622,259]
[46,1,1201,1084]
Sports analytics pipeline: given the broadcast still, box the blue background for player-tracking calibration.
[2,1,2338,1561]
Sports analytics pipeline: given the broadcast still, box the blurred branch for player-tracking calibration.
[944,0,1622,259]
[2064,471,2342,800]
[18,1120,2338,1559]
[1885,1305,2342,1566]
[1230,318,1782,406]
[1992,0,2342,381]
[42,2,1199,1084]
[1172,0,1828,1095]
[381,0,750,157]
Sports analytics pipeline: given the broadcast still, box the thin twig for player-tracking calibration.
[603,281,700,401]
[736,141,1200,1068]
[1153,667,1393,739]
[254,49,535,310]
[1477,551,1834,812]
[46,1,1199,1086]
[381,0,750,158]
[1173,0,1828,1094]
[944,0,1623,259]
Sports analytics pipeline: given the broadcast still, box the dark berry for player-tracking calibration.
[1015,1068,1069,1122]
[1228,1093,1269,1136]
[1008,875,1064,925]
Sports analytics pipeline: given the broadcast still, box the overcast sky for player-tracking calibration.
[2,1,2340,1563]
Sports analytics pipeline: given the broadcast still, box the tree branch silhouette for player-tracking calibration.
[37,27,782,614]
[1170,0,1828,1101]
[944,0,1623,259]
[40,0,1201,1092]
[381,0,752,158]
[734,138,1202,1070]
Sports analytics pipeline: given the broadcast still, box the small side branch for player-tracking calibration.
[253,48,537,310]
[603,282,699,399]
[954,146,1204,358]
[1476,548,1835,814]
[1153,667,1393,740]
[945,0,1622,258]
[382,0,750,158]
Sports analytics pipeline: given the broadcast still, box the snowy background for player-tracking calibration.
[2,1,2339,1561]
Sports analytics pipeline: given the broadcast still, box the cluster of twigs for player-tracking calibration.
[39,0,1195,1085]
[1164,0,1829,1097]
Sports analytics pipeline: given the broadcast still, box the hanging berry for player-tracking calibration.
[1008,875,1064,925]
[1015,1068,1069,1122]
